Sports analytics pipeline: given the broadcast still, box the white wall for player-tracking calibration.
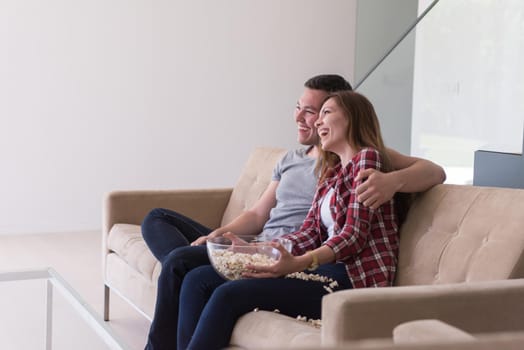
[0,0,357,235]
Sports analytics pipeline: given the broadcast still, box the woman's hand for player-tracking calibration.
[243,243,308,279]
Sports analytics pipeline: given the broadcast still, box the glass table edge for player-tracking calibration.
[0,267,131,350]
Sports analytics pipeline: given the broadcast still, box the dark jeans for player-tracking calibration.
[142,208,212,262]
[178,263,352,350]
[141,208,213,350]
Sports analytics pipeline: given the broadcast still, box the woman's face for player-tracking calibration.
[316,97,350,154]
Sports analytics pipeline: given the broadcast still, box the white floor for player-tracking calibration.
[0,231,150,350]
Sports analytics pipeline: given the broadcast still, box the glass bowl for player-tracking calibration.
[206,236,290,280]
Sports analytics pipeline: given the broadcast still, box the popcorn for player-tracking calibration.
[296,315,322,328]
[285,272,339,293]
[308,319,322,328]
[210,250,277,280]
[287,271,340,329]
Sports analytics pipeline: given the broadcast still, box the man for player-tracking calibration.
[142,74,446,349]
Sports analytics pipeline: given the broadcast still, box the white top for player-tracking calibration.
[320,187,335,239]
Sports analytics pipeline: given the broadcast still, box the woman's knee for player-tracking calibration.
[162,246,208,273]
[183,265,225,294]
[211,280,252,305]
[185,265,219,284]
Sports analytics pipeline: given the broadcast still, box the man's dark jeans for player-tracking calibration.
[141,208,212,350]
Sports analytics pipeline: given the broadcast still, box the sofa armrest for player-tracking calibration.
[102,188,233,243]
[321,279,524,346]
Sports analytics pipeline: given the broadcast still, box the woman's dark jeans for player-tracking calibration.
[141,208,213,350]
[178,263,352,350]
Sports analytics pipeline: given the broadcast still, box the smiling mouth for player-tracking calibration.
[318,128,329,137]
[298,124,310,132]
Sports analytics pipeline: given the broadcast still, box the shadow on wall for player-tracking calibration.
[474,128,524,189]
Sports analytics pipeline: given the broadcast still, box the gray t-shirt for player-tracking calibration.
[259,147,317,240]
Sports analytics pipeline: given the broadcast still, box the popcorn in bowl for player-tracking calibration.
[207,236,289,280]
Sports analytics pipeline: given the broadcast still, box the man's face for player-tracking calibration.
[294,88,328,146]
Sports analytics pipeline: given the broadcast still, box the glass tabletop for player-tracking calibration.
[0,268,129,350]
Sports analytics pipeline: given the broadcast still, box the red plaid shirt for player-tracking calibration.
[283,148,400,288]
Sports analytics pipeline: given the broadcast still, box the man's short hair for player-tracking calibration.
[304,74,353,93]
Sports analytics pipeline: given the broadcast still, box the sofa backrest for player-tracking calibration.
[396,184,524,286]
[221,147,287,226]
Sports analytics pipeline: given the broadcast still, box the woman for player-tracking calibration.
[177,91,402,350]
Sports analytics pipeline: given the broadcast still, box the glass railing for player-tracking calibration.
[355,0,524,185]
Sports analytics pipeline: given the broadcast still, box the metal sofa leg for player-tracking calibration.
[104,284,110,321]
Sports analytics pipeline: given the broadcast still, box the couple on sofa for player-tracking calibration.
[142,74,446,350]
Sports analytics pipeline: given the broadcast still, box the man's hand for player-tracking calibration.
[191,235,210,246]
[355,168,401,209]
[191,229,222,246]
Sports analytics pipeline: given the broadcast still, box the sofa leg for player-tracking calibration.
[104,285,110,321]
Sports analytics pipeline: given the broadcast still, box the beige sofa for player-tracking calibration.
[270,316,524,349]
[102,147,524,348]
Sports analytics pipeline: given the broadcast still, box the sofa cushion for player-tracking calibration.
[230,310,320,348]
[107,223,160,283]
[221,147,286,226]
[393,319,476,344]
[396,185,524,285]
